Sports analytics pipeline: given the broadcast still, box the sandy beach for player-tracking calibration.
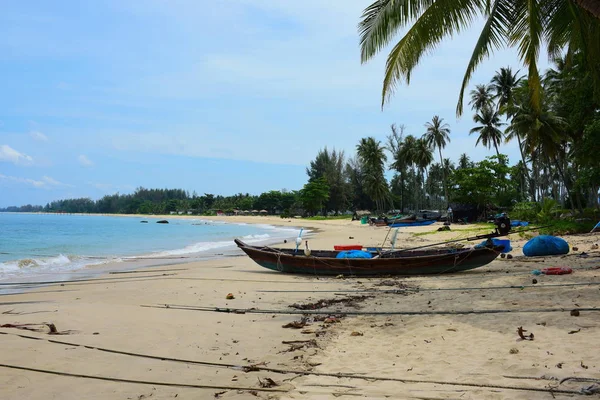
[1,216,599,399]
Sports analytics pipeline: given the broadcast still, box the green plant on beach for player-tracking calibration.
[536,198,560,222]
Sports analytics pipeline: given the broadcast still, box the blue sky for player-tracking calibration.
[0,1,551,208]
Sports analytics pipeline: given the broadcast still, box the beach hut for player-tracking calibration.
[259,209,268,216]
[352,210,372,221]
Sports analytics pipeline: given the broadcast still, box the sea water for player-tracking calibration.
[0,213,300,283]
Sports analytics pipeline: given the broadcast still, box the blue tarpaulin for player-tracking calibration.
[523,235,569,257]
[511,220,529,227]
[336,250,373,259]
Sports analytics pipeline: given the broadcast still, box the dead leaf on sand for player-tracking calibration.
[282,320,307,329]
[257,377,278,388]
[517,326,534,341]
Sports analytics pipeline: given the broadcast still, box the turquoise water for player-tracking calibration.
[0,213,300,281]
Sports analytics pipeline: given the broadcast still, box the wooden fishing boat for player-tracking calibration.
[234,239,503,276]
[388,219,436,227]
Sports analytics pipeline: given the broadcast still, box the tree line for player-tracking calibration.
[299,56,599,219]
[0,188,299,216]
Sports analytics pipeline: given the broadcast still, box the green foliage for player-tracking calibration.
[306,148,349,213]
[357,137,390,211]
[510,202,540,222]
[539,220,595,236]
[299,178,330,215]
[536,198,560,222]
[4,188,300,216]
[449,155,517,209]
[358,0,600,116]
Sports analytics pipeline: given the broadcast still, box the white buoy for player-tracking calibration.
[295,228,304,253]
[304,240,311,256]
[391,228,399,250]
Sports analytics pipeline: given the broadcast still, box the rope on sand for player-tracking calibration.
[256,281,600,294]
[0,332,594,396]
[140,304,600,316]
[0,363,286,392]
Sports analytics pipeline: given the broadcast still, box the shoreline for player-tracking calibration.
[0,214,309,290]
[1,219,599,399]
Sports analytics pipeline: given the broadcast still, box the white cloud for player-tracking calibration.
[0,144,34,165]
[78,154,94,166]
[30,131,48,141]
[0,174,72,189]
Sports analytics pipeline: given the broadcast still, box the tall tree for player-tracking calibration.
[469,84,494,111]
[306,148,348,214]
[299,178,330,216]
[423,115,451,205]
[358,0,600,114]
[470,106,505,157]
[491,67,522,112]
[458,153,471,169]
[356,137,389,211]
[491,66,531,199]
[387,124,407,211]
[414,137,434,209]
[397,135,418,210]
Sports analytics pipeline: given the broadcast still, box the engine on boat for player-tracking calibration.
[494,213,511,236]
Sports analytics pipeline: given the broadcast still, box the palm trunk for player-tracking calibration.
[493,141,501,159]
[412,166,418,211]
[438,147,449,206]
[400,169,405,212]
[516,134,533,200]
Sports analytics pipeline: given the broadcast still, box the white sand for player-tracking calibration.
[1,217,599,399]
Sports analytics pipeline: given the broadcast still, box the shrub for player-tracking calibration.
[511,202,539,222]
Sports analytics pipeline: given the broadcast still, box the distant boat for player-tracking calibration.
[234,239,502,276]
[389,219,436,228]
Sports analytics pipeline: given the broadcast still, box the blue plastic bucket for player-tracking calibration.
[492,239,512,253]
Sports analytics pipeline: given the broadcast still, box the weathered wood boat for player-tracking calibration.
[234,239,503,276]
[388,219,436,227]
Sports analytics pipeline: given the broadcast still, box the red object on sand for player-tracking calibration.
[334,245,363,251]
[542,267,573,275]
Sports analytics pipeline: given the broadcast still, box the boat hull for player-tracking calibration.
[234,239,500,276]
[389,219,436,227]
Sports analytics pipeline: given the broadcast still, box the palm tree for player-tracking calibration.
[414,137,434,209]
[491,67,531,199]
[398,135,418,210]
[458,153,471,169]
[423,115,451,205]
[506,81,567,202]
[491,67,522,112]
[469,84,494,111]
[470,106,505,158]
[356,137,389,211]
[387,124,407,211]
[358,1,600,114]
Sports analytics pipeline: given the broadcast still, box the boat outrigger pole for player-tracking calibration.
[392,215,551,253]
